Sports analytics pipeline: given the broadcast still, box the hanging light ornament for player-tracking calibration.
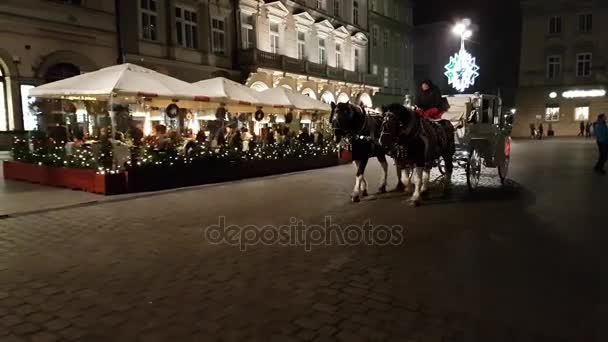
[444,21,480,93]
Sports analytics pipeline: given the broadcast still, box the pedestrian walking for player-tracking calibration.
[579,121,585,137]
[529,123,536,139]
[538,123,544,140]
[593,114,608,174]
[586,122,592,138]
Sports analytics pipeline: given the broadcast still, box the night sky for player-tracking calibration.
[413,0,522,106]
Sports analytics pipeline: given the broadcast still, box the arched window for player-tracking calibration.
[250,81,269,92]
[353,1,359,26]
[321,91,335,104]
[0,65,7,131]
[44,63,80,83]
[337,92,350,103]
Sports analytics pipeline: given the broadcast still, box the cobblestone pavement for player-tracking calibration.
[0,139,606,341]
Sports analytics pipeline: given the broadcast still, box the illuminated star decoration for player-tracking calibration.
[444,46,480,92]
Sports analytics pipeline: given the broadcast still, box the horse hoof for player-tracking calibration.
[378,186,387,194]
[352,195,361,203]
[361,190,369,197]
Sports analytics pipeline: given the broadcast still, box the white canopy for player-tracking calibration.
[192,77,266,107]
[257,87,331,112]
[29,63,211,102]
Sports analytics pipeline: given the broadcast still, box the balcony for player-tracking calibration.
[238,49,382,86]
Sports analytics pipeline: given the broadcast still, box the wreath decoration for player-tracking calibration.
[166,104,179,119]
[285,110,294,124]
[186,112,193,121]
[269,114,277,124]
[311,112,319,123]
[254,109,265,121]
[215,106,227,121]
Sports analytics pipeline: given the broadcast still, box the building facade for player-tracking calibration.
[368,0,414,106]
[237,0,413,107]
[0,0,414,147]
[515,0,608,137]
[0,0,117,145]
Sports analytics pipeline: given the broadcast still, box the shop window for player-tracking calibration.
[176,6,198,49]
[575,106,589,121]
[212,17,226,55]
[545,106,560,122]
[241,13,255,49]
[576,53,592,77]
[578,14,592,33]
[548,16,562,34]
[141,0,158,41]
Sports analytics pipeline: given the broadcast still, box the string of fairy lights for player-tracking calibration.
[11,137,339,175]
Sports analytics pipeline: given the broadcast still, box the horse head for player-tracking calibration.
[331,102,365,143]
[380,103,417,150]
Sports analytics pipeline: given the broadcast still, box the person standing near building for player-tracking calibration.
[529,123,536,139]
[579,121,585,137]
[593,114,608,174]
[538,123,544,140]
[586,122,592,138]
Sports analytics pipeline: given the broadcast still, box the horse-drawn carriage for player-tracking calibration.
[442,94,514,191]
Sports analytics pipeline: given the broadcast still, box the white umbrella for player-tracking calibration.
[192,77,267,107]
[29,63,211,102]
[258,87,331,112]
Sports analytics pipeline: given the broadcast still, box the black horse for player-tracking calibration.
[331,102,389,202]
[379,103,455,206]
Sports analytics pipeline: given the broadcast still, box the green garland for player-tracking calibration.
[11,136,338,173]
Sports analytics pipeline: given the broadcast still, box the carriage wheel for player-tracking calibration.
[466,148,482,191]
[498,156,510,185]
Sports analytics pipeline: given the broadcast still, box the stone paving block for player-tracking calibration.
[30,331,60,342]
[0,314,24,327]
[12,321,42,334]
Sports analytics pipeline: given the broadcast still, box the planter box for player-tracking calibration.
[3,161,127,195]
[126,155,339,193]
[4,155,339,195]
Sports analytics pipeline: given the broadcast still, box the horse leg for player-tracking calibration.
[421,168,431,197]
[393,162,406,192]
[443,155,454,196]
[352,161,362,202]
[377,154,388,194]
[401,166,413,194]
[410,167,423,206]
[359,158,369,197]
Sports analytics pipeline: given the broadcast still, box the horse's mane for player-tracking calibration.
[336,102,364,116]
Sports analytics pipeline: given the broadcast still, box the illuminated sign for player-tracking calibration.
[444,46,480,92]
[562,89,606,98]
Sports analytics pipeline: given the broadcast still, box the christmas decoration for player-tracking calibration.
[166,104,179,119]
[254,109,265,121]
[444,45,480,92]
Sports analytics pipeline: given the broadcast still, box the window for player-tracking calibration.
[546,55,561,79]
[297,31,306,60]
[575,106,589,121]
[354,48,360,72]
[579,14,592,33]
[383,30,389,49]
[576,53,592,77]
[241,13,255,49]
[372,64,378,75]
[270,22,280,54]
[335,43,342,68]
[175,7,198,49]
[0,67,6,131]
[371,26,379,47]
[20,85,37,131]
[334,0,341,17]
[383,67,389,87]
[318,38,326,64]
[370,0,377,12]
[140,0,158,41]
[353,1,359,25]
[212,18,226,54]
[545,106,560,122]
[548,16,562,34]
[316,0,325,10]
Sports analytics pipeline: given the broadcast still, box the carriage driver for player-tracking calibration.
[414,79,449,120]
